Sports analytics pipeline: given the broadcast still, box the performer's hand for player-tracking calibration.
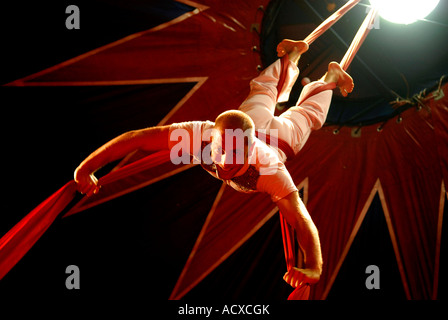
[283,267,321,287]
[74,168,100,196]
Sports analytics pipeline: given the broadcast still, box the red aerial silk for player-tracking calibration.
[0,150,171,280]
[279,1,376,117]
[304,0,361,46]
[0,1,374,298]
[0,180,78,280]
[276,0,362,100]
[340,6,378,71]
[278,3,377,300]
[280,214,311,299]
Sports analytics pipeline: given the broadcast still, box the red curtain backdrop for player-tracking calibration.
[1,0,446,300]
[168,84,448,300]
[287,85,448,299]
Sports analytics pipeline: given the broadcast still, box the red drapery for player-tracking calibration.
[303,0,360,45]
[291,84,448,299]
[0,181,77,280]
[1,0,446,301]
[0,151,172,280]
[278,4,376,299]
[0,0,378,299]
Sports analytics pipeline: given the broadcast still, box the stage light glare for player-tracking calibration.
[369,0,440,25]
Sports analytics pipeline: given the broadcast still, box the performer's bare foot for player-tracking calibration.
[323,61,354,97]
[277,39,309,65]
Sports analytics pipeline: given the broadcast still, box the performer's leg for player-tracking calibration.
[238,40,308,130]
[267,62,353,154]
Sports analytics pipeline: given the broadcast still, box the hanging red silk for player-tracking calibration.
[0,180,78,279]
[304,0,361,46]
[0,151,171,280]
[278,4,378,300]
[0,1,376,299]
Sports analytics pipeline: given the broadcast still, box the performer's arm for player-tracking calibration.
[74,125,171,195]
[276,191,322,286]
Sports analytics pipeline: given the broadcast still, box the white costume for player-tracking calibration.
[239,58,333,161]
[168,58,333,202]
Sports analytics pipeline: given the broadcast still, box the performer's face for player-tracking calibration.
[211,128,249,180]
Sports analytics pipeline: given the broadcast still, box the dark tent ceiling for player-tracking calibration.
[260,0,448,126]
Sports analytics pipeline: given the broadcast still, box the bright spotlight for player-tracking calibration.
[369,0,440,25]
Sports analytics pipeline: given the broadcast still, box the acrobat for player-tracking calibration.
[74,39,354,288]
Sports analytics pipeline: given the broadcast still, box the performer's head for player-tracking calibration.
[212,110,255,179]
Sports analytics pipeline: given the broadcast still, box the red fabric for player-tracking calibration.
[340,7,378,71]
[274,2,372,298]
[276,54,290,101]
[5,89,444,297]
[290,84,448,299]
[0,0,368,294]
[4,0,445,301]
[168,86,448,300]
[99,150,171,186]
[288,283,311,300]
[431,88,448,185]
[0,181,77,279]
[280,214,311,300]
[0,151,171,279]
[304,0,360,45]
[278,0,361,99]
[280,215,296,270]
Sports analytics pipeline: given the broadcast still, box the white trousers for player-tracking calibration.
[239,58,333,157]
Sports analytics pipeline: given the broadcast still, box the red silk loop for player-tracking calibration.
[288,283,311,300]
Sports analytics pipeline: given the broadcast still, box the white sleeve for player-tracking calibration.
[256,164,298,202]
[168,121,214,163]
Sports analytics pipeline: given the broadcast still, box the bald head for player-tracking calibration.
[214,110,255,134]
[211,110,255,172]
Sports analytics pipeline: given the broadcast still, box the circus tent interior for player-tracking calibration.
[0,0,447,304]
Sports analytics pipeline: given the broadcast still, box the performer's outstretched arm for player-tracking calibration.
[276,191,323,286]
[74,125,171,196]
